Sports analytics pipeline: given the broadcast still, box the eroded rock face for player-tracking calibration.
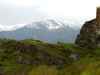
[75,7,100,49]
[75,19,98,49]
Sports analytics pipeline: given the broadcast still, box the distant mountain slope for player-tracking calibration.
[0,19,79,43]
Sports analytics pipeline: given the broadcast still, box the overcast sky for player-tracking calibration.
[0,0,100,25]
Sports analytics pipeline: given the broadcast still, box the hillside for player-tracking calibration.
[0,39,73,75]
[0,39,100,75]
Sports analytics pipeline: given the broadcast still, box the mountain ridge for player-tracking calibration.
[0,18,80,31]
[0,19,79,43]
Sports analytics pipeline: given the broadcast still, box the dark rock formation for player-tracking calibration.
[75,7,100,49]
[75,19,97,49]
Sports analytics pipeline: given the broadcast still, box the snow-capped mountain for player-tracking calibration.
[0,19,80,43]
[25,18,80,30]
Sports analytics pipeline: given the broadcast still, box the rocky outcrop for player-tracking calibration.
[75,7,100,49]
[75,19,97,48]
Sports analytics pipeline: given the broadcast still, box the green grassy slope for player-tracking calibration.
[0,39,99,75]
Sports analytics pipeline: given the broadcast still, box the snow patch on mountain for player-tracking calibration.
[0,18,81,31]
[25,18,80,30]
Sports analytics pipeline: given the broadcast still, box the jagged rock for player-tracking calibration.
[75,19,97,49]
[75,7,100,49]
